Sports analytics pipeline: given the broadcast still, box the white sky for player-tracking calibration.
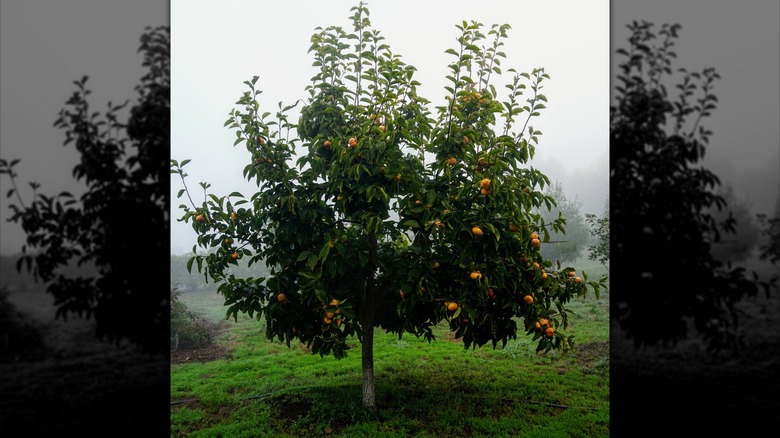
[170,0,610,255]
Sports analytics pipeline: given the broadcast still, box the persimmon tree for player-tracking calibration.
[610,21,774,351]
[1,26,170,355]
[173,3,606,409]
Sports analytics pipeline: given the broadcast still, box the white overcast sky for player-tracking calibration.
[170,0,611,255]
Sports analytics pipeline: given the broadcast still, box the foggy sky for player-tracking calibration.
[611,0,779,217]
[0,0,168,255]
[3,2,773,257]
[169,0,610,255]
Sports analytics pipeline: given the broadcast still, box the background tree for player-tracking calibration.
[610,21,773,351]
[173,3,606,410]
[756,199,780,281]
[0,26,170,356]
[534,180,590,264]
[585,198,609,270]
[707,183,762,263]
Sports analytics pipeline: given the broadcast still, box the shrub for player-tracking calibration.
[0,286,43,360]
[170,288,214,350]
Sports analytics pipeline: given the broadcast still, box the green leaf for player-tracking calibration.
[319,242,331,262]
[300,271,318,280]
[307,254,318,270]
[402,219,420,228]
[484,223,500,242]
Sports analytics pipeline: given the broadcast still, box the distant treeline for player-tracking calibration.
[1,253,270,293]
[170,254,270,292]
[0,254,99,291]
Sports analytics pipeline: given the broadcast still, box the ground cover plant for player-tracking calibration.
[172,2,607,413]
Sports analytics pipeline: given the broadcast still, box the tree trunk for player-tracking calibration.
[360,231,379,410]
[361,322,376,410]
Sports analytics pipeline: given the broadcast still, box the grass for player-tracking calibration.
[171,258,610,437]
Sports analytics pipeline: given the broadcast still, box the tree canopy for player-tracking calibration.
[173,3,606,409]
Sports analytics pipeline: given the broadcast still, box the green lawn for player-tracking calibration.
[171,258,610,437]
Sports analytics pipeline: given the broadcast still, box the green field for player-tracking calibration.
[171,258,610,437]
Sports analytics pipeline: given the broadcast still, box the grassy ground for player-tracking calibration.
[171,259,610,437]
[1,287,170,436]
[610,260,780,435]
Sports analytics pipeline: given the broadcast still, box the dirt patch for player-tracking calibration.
[172,320,233,364]
[573,341,609,372]
[172,341,233,364]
